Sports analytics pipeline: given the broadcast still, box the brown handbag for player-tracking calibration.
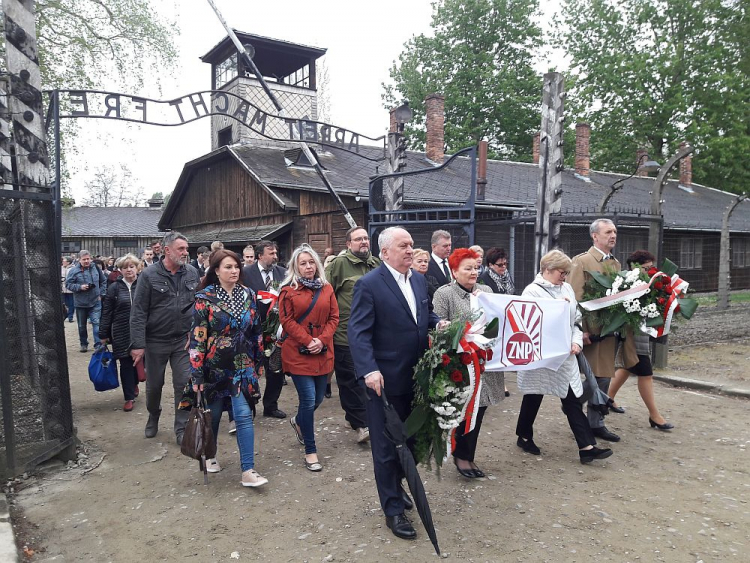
[180,390,217,484]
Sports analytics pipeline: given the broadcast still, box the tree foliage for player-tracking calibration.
[383,0,543,160]
[560,0,750,193]
[36,0,178,90]
[82,164,144,207]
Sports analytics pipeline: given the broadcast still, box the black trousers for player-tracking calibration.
[516,386,596,449]
[452,406,487,462]
[262,355,284,414]
[365,387,414,517]
[118,355,138,402]
[333,345,368,430]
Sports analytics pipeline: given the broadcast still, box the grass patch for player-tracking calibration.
[694,291,750,307]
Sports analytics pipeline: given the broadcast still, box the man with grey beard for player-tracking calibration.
[130,232,200,445]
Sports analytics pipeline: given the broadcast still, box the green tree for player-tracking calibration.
[82,164,144,207]
[560,0,750,192]
[36,0,178,90]
[383,0,543,160]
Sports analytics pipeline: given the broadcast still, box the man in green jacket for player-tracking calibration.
[326,226,381,444]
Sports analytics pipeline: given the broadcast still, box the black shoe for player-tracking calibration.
[263,409,287,419]
[579,446,613,464]
[609,403,625,413]
[399,485,413,510]
[649,418,674,431]
[79,345,88,353]
[453,457,477,478]
[144,414,160,438]
[505,390,510,397]
[592,426,621,442]
[325,383,332,399]
[470,464,486,478]
[385,513,416,540]
[517,436,541,455]
[176,433,183,446]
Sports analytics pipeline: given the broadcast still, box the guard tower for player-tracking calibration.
[201,31,327,150]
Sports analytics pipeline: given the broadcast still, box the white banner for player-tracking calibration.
[475,293,572,372]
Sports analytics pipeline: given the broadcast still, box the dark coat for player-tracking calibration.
[129,260,200,348]
[278,283,339,376]
[240,262,287,322]
[426,255,451,288]
[99,275,138,359]
[188,284,263,403]
[348,265,440,396]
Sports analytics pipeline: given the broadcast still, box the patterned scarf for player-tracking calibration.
[215,285,247,319]
[489,268,515,295]
[297,276,324,290]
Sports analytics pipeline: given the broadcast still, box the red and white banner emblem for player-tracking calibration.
[475,293,571,372]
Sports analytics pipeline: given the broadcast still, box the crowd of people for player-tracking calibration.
[62,218,673,541]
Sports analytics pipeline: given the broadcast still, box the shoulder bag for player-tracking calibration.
[268,287,321,372]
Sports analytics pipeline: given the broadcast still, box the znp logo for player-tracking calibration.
[502,300,543,366]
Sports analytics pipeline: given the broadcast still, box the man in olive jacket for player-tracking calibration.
[568,218,625,443]
[130,232,200,444]
[325,226,380,444]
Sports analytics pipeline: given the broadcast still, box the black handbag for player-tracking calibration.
[268,288,322,372]
[180,390,217,484]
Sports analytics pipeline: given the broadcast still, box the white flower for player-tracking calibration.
[648,310,660,318]
[640,308,649,317]
[648,303,658,312]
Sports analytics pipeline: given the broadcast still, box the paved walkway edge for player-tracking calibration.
[654,373,750,399]
[0,493,18,563]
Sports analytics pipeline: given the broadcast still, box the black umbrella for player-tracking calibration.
[577,353,613,416]
[380,389,440,555]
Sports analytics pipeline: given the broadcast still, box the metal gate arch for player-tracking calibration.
[367,145,477,254]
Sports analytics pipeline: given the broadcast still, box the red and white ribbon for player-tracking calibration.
[256,289,279,307]
[644,274,689,338]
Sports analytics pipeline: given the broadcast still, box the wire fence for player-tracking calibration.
[0,194,75,478]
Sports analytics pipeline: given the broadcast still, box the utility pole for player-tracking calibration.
[534,72,565,268]
[718,194,748,309]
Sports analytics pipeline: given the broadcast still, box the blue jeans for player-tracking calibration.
[76,300,101,347]
[63,293,75,321]
[291,375,328,454]
[207,392,255,470]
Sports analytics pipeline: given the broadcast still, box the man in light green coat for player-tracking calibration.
[325,226,381,444]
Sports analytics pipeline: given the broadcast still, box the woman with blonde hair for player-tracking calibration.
[279,245,339,471]
[412,248,439,299]
[99,253,141,411]
[515,249,613,464]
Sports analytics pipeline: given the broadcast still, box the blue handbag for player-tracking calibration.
[88,345,120,392]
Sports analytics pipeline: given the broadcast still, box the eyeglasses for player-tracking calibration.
[494,262,508,267]
[558,269,570,276]
[351,236,369,242]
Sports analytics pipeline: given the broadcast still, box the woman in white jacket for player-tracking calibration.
[515,250,613,464]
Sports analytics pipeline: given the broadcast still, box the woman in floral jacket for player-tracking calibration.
[189,249,268,488]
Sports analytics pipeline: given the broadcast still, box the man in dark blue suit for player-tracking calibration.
[348,227,444,541]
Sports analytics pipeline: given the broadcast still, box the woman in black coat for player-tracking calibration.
[99,254,140,411]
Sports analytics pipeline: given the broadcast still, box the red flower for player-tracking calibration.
[264,335,273,343]
[647,267,658,276]
[665,285,673,294]
[480,364,485,374]
[460,353,473,365]
[675,304,681,313]
[450,370,463,383]
[657,297,666,305]
[654,281,663,290]
[486,348,494,361]
[476,349,487,360]
[441,354,451,367]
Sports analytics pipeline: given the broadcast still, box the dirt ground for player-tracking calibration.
[7,301,750,562]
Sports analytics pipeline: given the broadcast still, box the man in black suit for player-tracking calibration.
[240,240,287,418]
[426,229,452,288]
[348,227,444,541]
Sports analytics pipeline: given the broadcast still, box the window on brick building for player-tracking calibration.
[731,238,750,268]
[218,126,233,147]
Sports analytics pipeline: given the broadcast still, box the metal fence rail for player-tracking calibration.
[0,192,75,479]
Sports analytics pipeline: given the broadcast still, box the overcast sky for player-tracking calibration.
[66,0,562,203]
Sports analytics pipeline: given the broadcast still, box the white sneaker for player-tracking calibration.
[241,469,268,488]
[228,421,237,434]
[356,427,370,444]
[206,458,221,473]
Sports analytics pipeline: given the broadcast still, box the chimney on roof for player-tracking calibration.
[679,141,692,188]
[532,132,540,164]
[425,93,445,164]
[575,123,591,177]
[147,197,164,208]
[389,107,398,133]
[636,148,650,176]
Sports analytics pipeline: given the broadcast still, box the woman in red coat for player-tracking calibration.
[278,245,339,472]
